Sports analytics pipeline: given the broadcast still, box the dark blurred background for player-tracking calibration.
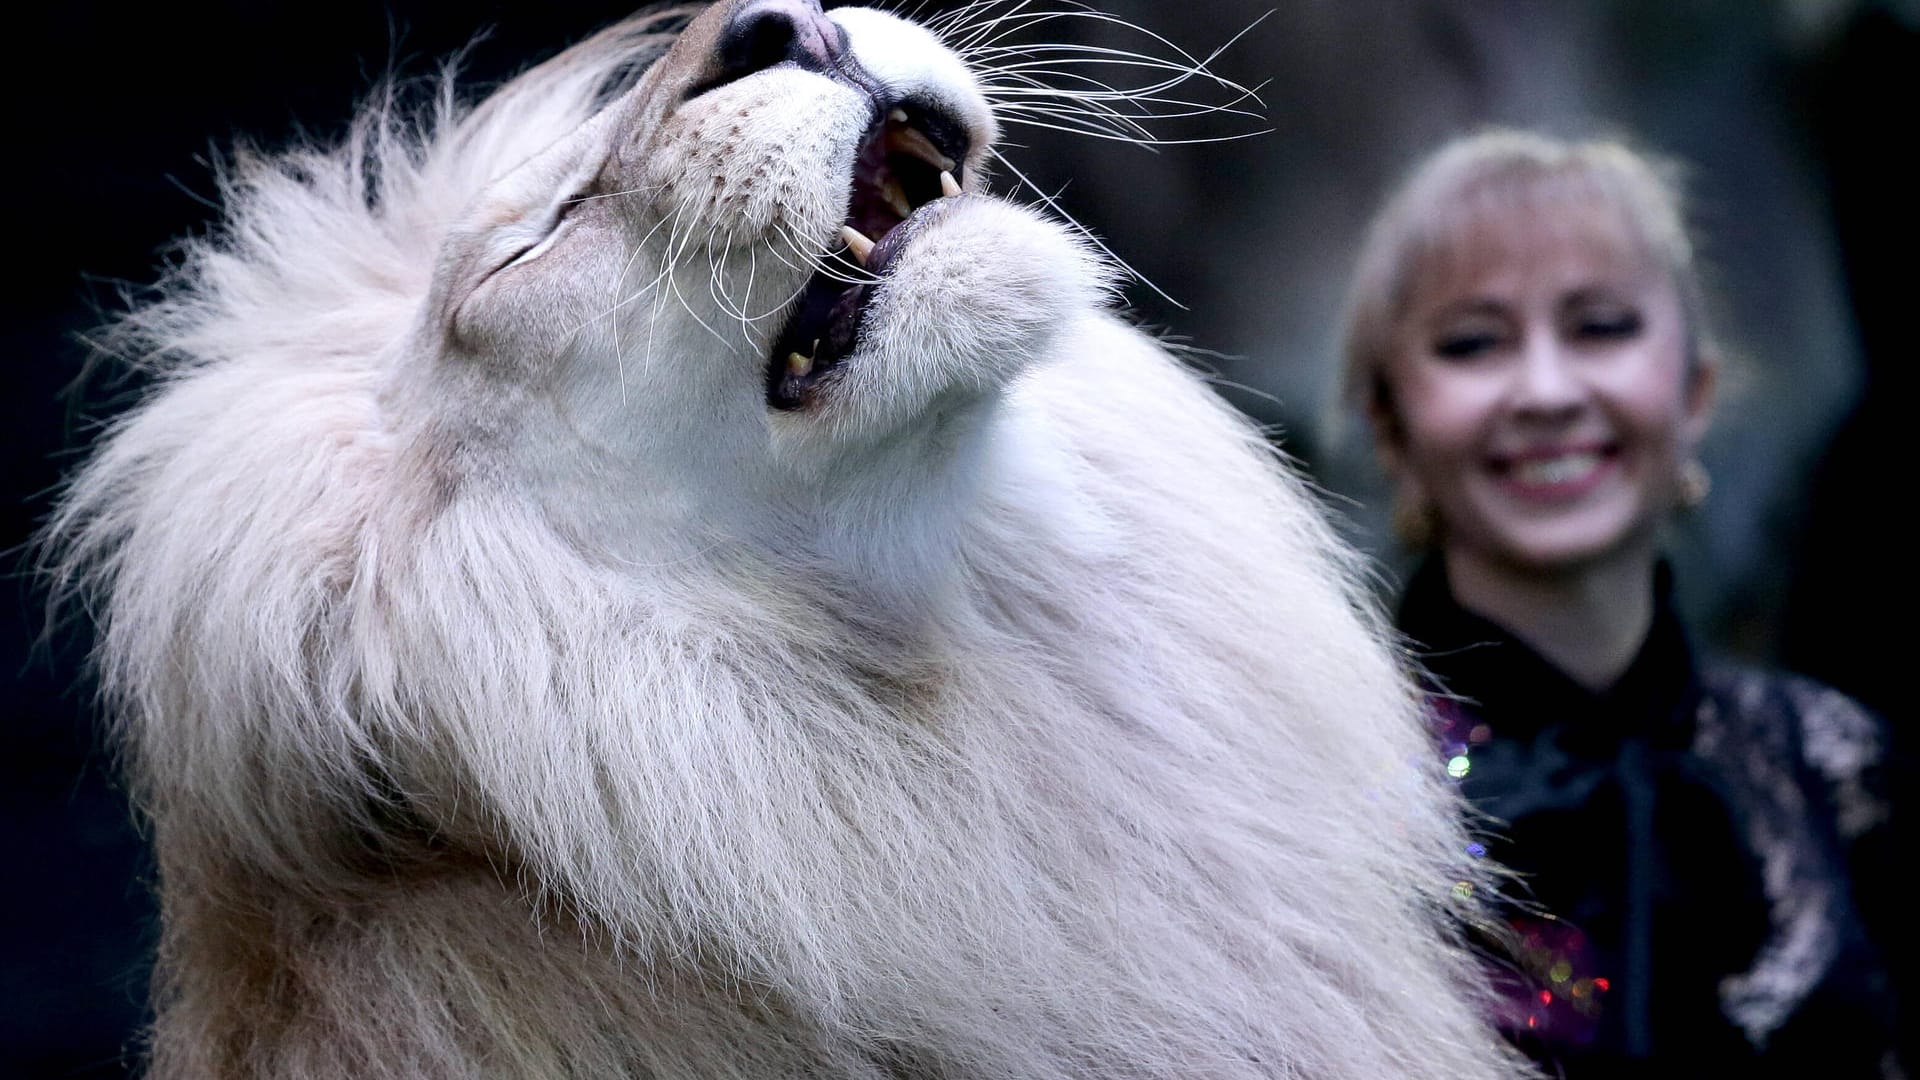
[6,1,1911,1075]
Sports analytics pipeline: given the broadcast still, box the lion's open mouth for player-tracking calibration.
[766,101,969,409]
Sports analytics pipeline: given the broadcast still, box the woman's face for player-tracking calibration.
[1377,207,1713,576]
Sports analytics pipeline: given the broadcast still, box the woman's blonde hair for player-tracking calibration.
[1338,128,1718,432]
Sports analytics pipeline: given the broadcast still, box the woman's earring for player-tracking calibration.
[1391,481,1440,549]
[1678,458,1712,509]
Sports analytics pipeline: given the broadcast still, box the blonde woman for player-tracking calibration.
[1340,129,1902,1074]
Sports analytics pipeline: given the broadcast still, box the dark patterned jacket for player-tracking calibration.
[1398,558,1903,1077]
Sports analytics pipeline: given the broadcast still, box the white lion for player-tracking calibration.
[48,2,1524,1076]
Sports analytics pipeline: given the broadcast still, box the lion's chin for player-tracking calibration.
[767,102,968,411]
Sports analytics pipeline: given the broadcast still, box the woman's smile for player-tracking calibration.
[1488,444,1619,501]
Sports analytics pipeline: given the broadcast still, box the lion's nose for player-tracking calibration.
[717,0,845,80]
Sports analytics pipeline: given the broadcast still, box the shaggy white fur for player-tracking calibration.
[47,3,1526,1076]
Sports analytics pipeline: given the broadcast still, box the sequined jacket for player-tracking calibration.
[1398,558,1902,1076]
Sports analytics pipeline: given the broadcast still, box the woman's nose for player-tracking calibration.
[1510,332,1585,416]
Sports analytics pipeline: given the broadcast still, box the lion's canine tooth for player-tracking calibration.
[886,125,956,172]
[840,225,875,265]
[939,170,961,198]
[787,351,813,377]
[890,107,909,123]
[881,179,913,219]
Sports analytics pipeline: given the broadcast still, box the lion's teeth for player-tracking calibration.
[881,179,913,219]
[939,170,961,198]
[885,125,956,172]
[890,107,909,123]
[840,225,874,265]
[787,351,813,377]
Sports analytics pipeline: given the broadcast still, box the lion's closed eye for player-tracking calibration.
[490,186,593,276]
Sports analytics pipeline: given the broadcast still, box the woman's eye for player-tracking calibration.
[1571,310,1642,341]
[1432,332,1501,360]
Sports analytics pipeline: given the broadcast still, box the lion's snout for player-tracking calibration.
[675,0,868,104]
[715,0,846,83]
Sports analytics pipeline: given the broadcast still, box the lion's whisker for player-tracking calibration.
[565,203,688,398]
[985,144,1175,309]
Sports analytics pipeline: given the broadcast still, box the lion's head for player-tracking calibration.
[378,1,1111,594]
